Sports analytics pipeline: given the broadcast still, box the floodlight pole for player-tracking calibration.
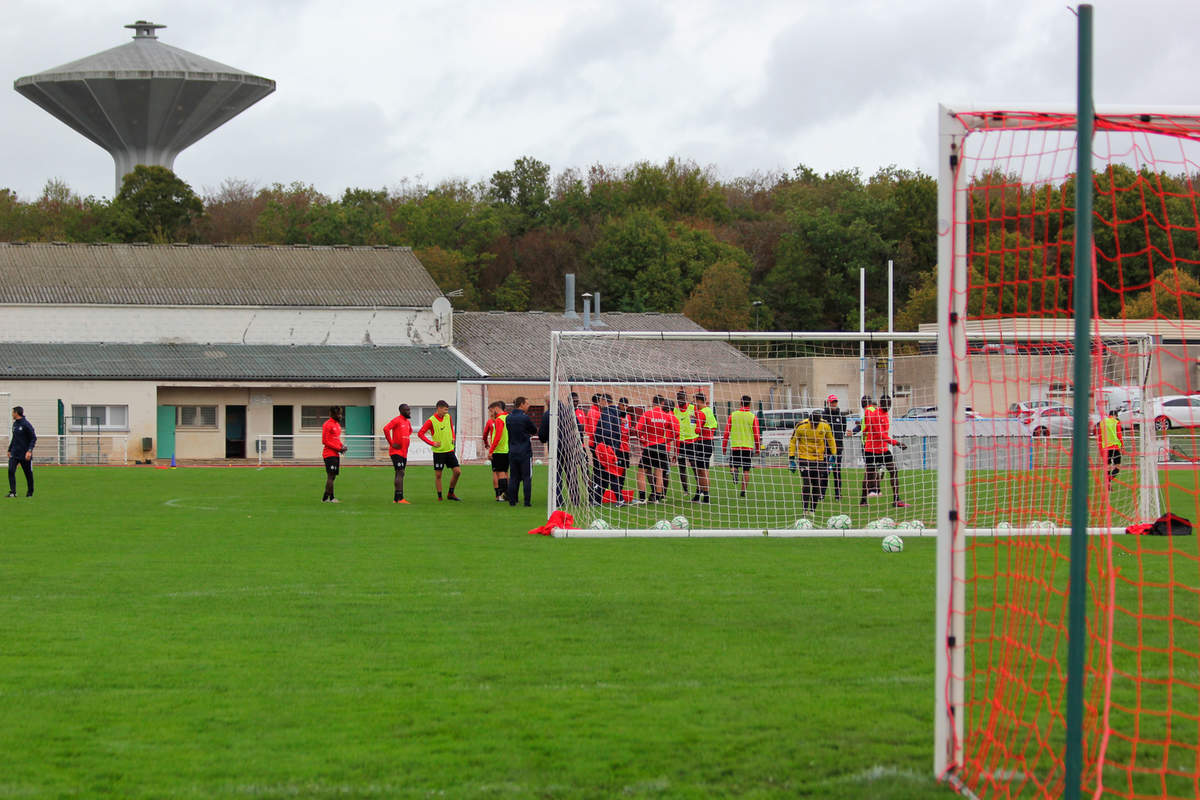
[1064,5,1094,800]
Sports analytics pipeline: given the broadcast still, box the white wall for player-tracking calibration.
[0,305,449,346]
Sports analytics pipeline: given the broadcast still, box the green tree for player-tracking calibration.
[415,245,482,310]
[493,269,532,311]
[112,165,204,242]
[253,182,330,243]
[587,209,679,311]
[1122,267,1200,319]
[490,156,551,234]
[683,260,752,330]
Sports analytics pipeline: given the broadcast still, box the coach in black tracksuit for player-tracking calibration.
[821,395,849,500]
[505,397,538,507]
[8,406,36,498]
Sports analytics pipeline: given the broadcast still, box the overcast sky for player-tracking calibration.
[2,0,1198,201]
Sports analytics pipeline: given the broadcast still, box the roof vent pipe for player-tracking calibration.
[594,291,601,315]
[564,273,578,318]
[582,293,592,330]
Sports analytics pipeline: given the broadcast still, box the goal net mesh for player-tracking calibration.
[548,333,941,534]
[941,109,1200,800]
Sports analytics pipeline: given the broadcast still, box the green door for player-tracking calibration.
[156,406,176,460]
[343,406,373,459]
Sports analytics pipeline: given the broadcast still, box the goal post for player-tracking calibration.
[935,101,1200,800]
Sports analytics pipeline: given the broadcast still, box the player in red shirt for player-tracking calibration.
[858,395,909,507]
[382,403,413,504]
[321,406,347,503]
[482,401,509,501]
[633,395,681,503]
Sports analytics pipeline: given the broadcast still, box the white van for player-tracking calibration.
[1101,385,1142,413]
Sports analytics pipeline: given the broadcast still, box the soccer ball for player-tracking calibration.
[876,517,897,530]
[898,519,925,532]
[827,514,852,530]
[534,459,543,466]
[881,534,904,553]
[1032,519,1057,532]
[670,515,690,530]
[996,521,1013,531]
[793,518,814,530]
[652,519,673,530]
[591,518,612,530]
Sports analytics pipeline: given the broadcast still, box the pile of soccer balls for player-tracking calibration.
[650,516,691,531]
[826,514,852,530]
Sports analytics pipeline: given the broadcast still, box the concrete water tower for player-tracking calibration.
[14,21,275,194]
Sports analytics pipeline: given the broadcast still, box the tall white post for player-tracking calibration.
[859,268,866,404]
[888,259,895,400]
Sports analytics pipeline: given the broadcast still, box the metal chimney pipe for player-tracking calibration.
[564,273,578,318]
[582,293,592,330]
[594,291,601,315]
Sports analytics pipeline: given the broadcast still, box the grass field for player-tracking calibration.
[0,464,959,799]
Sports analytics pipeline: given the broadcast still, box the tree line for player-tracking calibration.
[1,159,1194,328]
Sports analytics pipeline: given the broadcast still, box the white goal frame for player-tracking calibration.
[932,102,1195,783]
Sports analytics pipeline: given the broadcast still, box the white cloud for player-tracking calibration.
[3,0,1200,202]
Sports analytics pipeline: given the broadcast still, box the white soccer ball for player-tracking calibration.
[996,521,1013,531]
[866,519,880,530]
[591,518,612,530]
[876,517,897,530]
[534,459,543,466]
[670,515,690,530]
[827,514,852,530]
[652,519,673,530]
[793,518,814,530]
[882,533,904,552]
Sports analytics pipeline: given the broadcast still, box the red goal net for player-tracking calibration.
[936,107,1200,800]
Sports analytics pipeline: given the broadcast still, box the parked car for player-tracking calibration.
[1021,405,1102,437]
[1009,400,1057,418]
[1146,395,1200,432]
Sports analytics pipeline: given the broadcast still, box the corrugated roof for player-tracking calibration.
[0,243,443,307]
[453,311,778,382]
[0,343,474,381]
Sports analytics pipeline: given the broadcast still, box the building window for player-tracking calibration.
[70,404,129,431]
[177,405,218,428]
[893,384,913,397]
[301,406,331,430]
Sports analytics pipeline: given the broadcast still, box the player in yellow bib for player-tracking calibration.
[417,400,462,501]
[1098,409,1124,489]
[483,401,509,501]
[722,395,761,498]
[673,390,702,500]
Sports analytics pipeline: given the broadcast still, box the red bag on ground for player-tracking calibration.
[529,510,575,536]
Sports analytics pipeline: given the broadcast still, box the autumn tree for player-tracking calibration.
[112,165,204,242]
[683,261,752,330]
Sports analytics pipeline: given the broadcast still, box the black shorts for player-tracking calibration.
[865,451,895,469]
[323,456,340,475]
[639,444,669,472]
[490,453,510,472]
[696,439,714,465]
[390,455,407,470]
[680,440,708,469]
[433,451,460,471]
[729,449,753,471]
[617,451,630,471]
[1106,450,1122,467]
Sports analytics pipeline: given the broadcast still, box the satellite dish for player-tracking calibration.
[432,297,452,316]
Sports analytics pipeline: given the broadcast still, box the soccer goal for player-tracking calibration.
[547,330,950,536]
[934,102,1200,800]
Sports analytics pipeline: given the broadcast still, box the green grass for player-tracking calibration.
[0,465,956,799]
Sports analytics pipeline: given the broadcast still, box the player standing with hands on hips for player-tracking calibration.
[8,406,36,498]
[383,404,413,504]
[321,406,347,503]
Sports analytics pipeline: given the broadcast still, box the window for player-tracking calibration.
[70,404,129,431]
[176,405,218,428]
[301,406,333,429]
[1165,398,1188,408]
[892,384,913,398]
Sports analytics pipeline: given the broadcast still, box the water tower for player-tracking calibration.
[14,21,275,194]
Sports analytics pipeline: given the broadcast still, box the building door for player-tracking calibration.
[344,405,374,459]
[226,405,246,459]
[272,405,294,459]
[156,405,175,460]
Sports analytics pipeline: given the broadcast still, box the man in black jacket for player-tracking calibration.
[8,406,36,498]
[505,397,539,507]
[821,394,849,500]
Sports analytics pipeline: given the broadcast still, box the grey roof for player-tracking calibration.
[453,311,779,382]
[0,243,444,307]
[0,343,473,381]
